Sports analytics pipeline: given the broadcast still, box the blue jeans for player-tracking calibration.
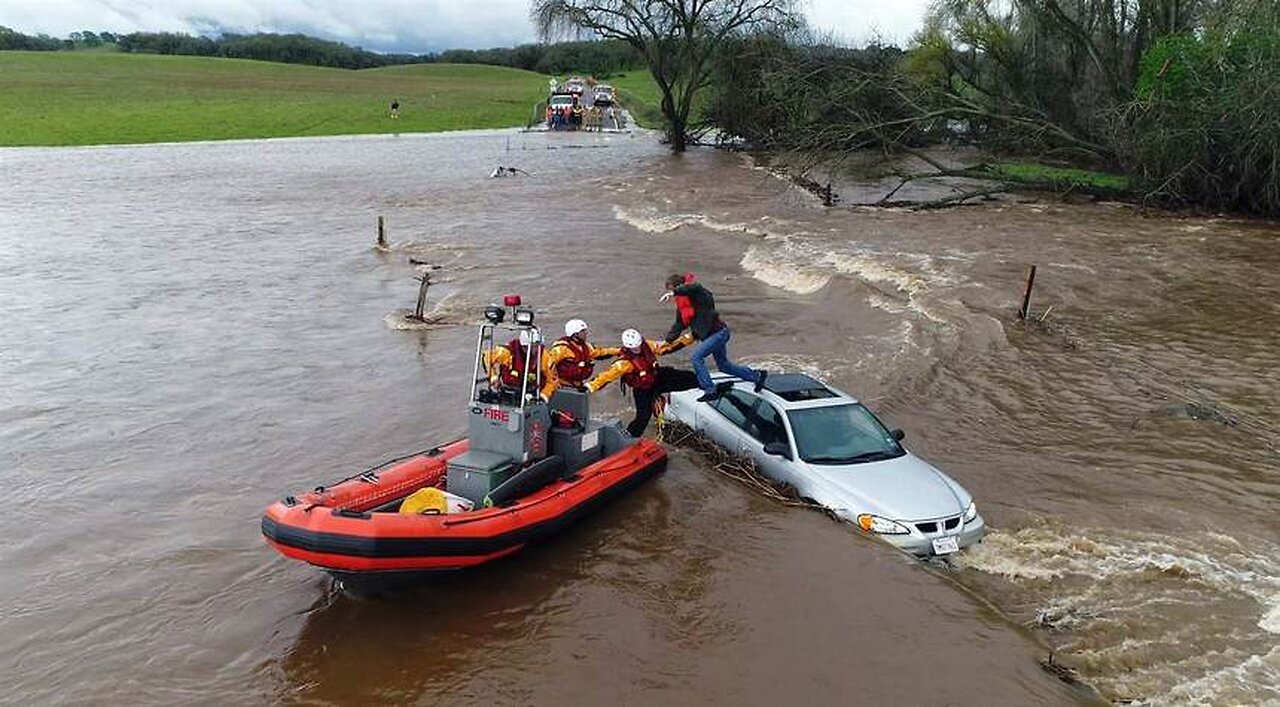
[689,326,758,393]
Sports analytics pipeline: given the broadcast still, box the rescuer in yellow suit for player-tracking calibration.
[484,329,544,399]
[586,329,697,437]
[540,319,619,400]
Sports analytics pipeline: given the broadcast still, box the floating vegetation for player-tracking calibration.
[657,419,821,510]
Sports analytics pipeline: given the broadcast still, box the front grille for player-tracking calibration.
[915,515,962,534]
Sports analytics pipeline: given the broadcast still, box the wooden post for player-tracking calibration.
[412,272,431,321]
[1018,265,1037,320]
[376,215,386,248]
[823,183,833,207]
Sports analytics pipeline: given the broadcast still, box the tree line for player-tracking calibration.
[698,0,1280,215]
[1,27,119,50]
[0,26,644,76]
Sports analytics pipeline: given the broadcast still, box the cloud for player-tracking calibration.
[807,0,932,45]
[3,0,534,52]
[2,0,928,53]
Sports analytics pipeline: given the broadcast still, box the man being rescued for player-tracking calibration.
[661,272,766,402]
[587,329,697,437]
[540,319,619,401]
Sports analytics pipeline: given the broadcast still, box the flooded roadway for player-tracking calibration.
[1,128,1275,705]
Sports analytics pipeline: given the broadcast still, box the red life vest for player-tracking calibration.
[675,272,696,326]
[621,342,659,390]
[676,295,694,326]
[554,335,595,384]
[502,338,542,388]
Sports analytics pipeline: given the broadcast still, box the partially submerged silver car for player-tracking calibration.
[666,373,985,556]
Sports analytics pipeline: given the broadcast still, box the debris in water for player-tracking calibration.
[1039,650,1085,686]
[384,310,448,330]
[658,420,820,510]
[1150,402,1240,427]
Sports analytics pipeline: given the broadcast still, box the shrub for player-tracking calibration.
[1127,29,1280,214]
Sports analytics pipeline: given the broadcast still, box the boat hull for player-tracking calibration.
[262,438,667,575]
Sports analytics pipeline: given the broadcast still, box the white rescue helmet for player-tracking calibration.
[565,319,589,338]
[621,328,644,350]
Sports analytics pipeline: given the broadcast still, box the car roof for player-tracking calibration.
[708,372,859,409]
[762,373,829,396]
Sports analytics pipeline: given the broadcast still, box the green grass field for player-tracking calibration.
[990,161,1131,192]
[0,52,550,146]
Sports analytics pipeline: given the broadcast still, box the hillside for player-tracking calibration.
[0,51,549,146]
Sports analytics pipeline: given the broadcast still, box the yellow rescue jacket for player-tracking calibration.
[540,336,619,400]
[586,333,692,392]
[483,341,545,389]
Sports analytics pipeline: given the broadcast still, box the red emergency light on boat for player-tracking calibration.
[503,294,522,306]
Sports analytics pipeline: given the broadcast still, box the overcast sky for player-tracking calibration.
[2,0,931,53]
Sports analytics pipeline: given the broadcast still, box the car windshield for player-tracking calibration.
[550,96,574,106]
[787,403,905,465]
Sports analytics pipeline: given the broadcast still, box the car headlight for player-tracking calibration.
[963,501,978,524]
[856,514,911,535]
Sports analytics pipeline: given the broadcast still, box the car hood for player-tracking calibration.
[805,452,969,521]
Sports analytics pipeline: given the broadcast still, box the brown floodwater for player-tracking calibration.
[1,129,1274,705]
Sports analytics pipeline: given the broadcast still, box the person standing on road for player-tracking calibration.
[662,273,767,402]
[587,329,696,437]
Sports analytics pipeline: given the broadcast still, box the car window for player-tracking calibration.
[787,403,905,465]
[712,389,755,432]
[713,391,789,447]
[752,401,788,447]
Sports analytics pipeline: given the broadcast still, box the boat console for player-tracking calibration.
[447,296,635,507]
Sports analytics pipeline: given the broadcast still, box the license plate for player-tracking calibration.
[931,536,960,555]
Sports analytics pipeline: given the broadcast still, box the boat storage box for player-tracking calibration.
[467,402,552,462]
[447,450,516,504]
[548,388,589,422]
[549,425,604,474]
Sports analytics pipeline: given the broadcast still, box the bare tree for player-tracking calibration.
[532,0,801,152]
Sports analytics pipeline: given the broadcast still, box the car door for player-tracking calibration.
[707,391,798,487]
[703,389,755,451]
[749,400,802,487]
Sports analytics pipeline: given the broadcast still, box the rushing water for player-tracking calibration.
[1,129,1275,705]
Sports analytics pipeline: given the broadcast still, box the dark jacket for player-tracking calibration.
[666,283,725,342]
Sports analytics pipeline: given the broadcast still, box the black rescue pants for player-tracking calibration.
[628,366,701,437]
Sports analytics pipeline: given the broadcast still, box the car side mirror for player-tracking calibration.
[763,441,792,459]
[890,429,905,442]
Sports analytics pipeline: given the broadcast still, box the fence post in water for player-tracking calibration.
[1018,265,1037,320]
[412,272,432,321]
[823,183,834,207]
[376,215,386,248]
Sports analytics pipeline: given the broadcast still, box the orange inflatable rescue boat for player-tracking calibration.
[261,297,668,585]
